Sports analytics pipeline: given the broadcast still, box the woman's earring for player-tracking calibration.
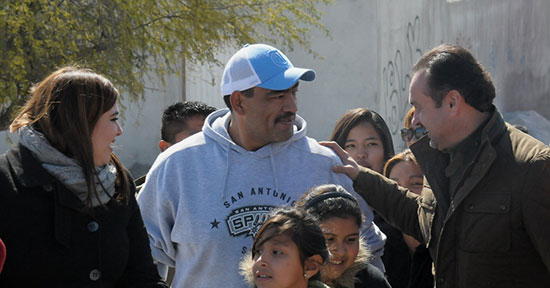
[304,273,308,278]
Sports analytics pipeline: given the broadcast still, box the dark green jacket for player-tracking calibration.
[354,109,550,288]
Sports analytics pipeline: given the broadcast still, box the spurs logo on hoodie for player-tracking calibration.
[223,186,297,237]
[226,205,272,237]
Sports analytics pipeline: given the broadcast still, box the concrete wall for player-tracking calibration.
[116,71,186,176]
[375,0,550,150]
[183,0,550,153]
[2,0,548,176]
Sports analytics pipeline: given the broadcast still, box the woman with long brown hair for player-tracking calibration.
[0,67,167,287]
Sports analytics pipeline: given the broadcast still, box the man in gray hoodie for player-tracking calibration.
[137,44,386,288]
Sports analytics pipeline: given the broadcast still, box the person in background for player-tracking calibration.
[135,101,216,191]
[330,108,394,175]
[323,44,550,287]
[239,207,329,288]
[382,150,434,288]
[384,150,424,194]
[330,107,409,282]
[137,44,385,288]
[297,184,391,288]
[0,67,167,287]
[400,107,428,147]
[158,101,217,152]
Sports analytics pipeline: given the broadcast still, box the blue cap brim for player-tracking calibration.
[257,67,316,91]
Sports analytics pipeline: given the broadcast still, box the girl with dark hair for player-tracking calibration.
[330,108,394,273]
[330,108,395,173]
[0,67,167,287]
[332,108,421,288]
[240,207,330,288]
[297,184,391,288]
[383,150,434,288]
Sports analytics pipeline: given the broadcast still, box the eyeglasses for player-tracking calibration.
[400,127,428,142]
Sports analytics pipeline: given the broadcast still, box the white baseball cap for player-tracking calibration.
[221,44,316,96]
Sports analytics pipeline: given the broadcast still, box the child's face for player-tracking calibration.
[320,216,360,281]
[344,121,386,173]
[252,233,308,288]
[389,160,424,195]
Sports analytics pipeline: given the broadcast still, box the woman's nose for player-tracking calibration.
[357,147,367,159]
[116,122,123,136]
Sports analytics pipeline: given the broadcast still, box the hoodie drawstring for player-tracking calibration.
[220,144,231,200]
[269,146,280,194]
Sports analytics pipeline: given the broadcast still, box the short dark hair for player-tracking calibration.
[161,101,216,142]
[330,108,395,163]
[296,184,363,228]
[412,44,495,112]
[223,87,254,111]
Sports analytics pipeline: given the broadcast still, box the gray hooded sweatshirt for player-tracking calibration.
[137,109,385,288]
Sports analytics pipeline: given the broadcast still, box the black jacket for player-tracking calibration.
[375,214,433,288]
[0,144,167,287]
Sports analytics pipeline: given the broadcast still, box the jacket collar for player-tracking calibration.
[446,107,503,219]
[7,143,85,210]
[411,105,506,220]
[6,143,55,188]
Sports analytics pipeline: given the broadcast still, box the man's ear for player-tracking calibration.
[159,140,172,152]
[230,90,247,115]
[446,90,462,116]
[303,254,323,280]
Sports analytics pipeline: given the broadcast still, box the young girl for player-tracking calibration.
[384,150,424,195]
[296,184,391,288]
[330,108,394,272]
[240,207,330,288]
[330,108,395,174]
[331,108,413,285]
[383,150,434,288]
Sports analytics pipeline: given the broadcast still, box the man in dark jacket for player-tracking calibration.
[323,44,550,288]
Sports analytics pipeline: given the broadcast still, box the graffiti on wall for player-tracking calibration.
[382,16,423,135]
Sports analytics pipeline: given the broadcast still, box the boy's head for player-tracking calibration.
[159,101,216,151]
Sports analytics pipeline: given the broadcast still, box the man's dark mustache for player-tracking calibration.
[275,112,296,123]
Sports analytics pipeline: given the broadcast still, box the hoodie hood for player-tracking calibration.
[203,108,307,198]
[203,108,307,157]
